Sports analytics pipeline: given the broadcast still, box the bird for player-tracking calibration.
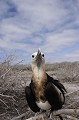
[25,48,66,120]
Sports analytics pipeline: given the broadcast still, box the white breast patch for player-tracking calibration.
[36,101,51,110]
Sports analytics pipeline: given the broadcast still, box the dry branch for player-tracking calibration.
[66,89,79,96]
[65,100,79,108]
[26,109,79,120]
[52,109,79,116]
[61,114,78,120]
[0,99,8,108]
[11,112,27,120]
[0,59,24,79]
[0,68,11,78]
[0,94,16,101]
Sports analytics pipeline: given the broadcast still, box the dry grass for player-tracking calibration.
[0,57,79,120]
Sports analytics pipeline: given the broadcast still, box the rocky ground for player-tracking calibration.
[0,61,79,120]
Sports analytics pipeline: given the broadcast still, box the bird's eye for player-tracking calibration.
[42,54,44,57]
[32,55,34,58]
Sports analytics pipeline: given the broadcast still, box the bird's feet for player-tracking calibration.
[35,110,46,116]
[47,109,52,117]
[48,110,63,120]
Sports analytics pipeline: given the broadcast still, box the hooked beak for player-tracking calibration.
[37,48,41,56]
[36,49,42,66]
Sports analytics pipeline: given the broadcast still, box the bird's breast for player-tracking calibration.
[32,70,47,102]
[36,101,51,110]
[34,81,52,110]
[34,82,46,102]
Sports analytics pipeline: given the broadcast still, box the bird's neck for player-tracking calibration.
[32,64,46,81]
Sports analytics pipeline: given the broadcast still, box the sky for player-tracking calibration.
[0,0,79,64]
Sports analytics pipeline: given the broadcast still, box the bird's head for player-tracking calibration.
[31,48,45,71]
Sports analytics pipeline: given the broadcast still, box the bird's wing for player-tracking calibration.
[45,82,64,111]
[25,84,40,112]
[47,73,67,94]
[45,73,67,108]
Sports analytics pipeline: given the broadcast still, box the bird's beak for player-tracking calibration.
[37,48,41,57]
[36,49,42,66]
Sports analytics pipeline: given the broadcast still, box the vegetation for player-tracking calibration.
[0,56,79,120]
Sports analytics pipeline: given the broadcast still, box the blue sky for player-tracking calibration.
[0,0,79,64]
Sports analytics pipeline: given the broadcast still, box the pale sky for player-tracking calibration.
[0,0,79,64]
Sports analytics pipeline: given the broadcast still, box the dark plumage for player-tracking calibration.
[25,74,66,111]
[25,49,66,119]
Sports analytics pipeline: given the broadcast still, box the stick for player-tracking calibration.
[65,100,79,108]
[11,112,27,120]
[0,60,24,78]
[66,89,79,96]
[26,109,79,120]
[0,99,8,108]
[52,109,79,116]
[61,114,78,120]
[0,94,16,101]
